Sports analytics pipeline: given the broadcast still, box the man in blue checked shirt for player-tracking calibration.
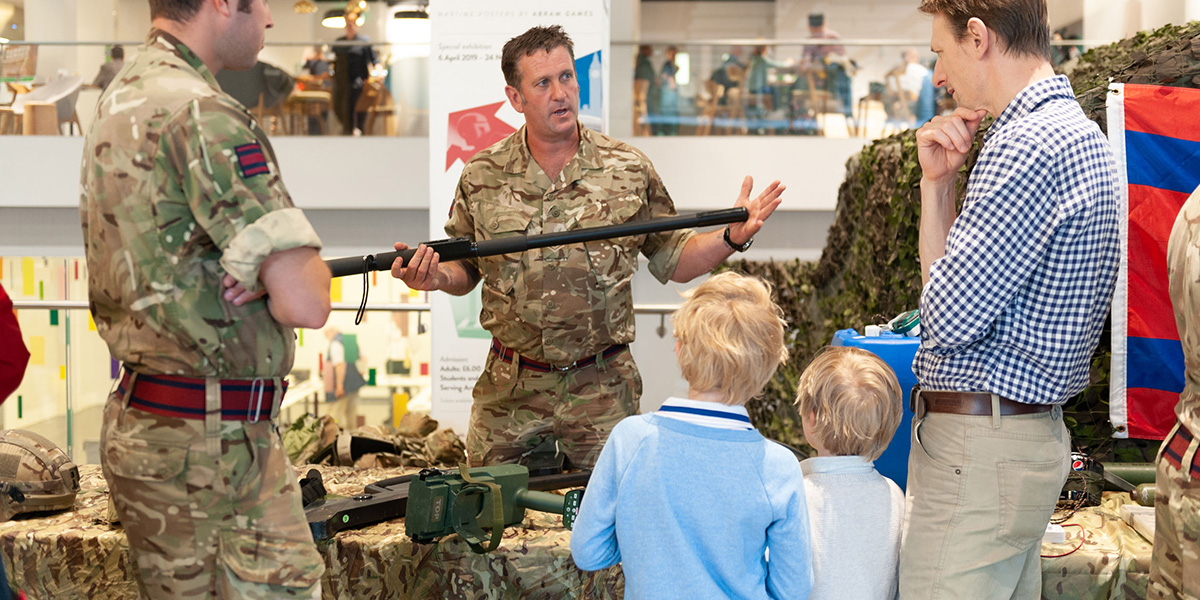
[899,1,1120,598]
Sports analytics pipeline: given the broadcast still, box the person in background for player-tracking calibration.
[634,45,659,135]
[903,0,1119,596]
[332,9,378,135]
[710,45,745,106]
[323,326,365,429]
[303,45,330,76]
[794,346,904,600]
[214,60,295,112]
[80,0,332,596]
[656,46,679,136]
[898,48,929,104]
[571,272,812,600]
[746,44,789,131]
[92,45,125,91]
[1149,185,1200,599]
[802,12,853,122]
[391,25,783,471]
[0,283,29,403]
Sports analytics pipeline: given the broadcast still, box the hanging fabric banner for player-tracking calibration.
[427,0,609,434]
[1107,82,1200,439]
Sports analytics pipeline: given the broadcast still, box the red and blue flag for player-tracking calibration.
[1108,83,1200,439]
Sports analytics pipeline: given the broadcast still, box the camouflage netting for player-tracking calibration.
[728,21,1200,458]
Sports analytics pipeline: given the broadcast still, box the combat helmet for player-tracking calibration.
[0,430,81,520]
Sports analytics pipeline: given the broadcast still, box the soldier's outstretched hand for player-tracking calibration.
[727,176,784,247]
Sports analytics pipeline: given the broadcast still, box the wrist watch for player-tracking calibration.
[723,225,753,252]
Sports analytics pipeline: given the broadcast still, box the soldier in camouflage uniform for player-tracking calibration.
[1151,185,1200,600]
[79,0,332,598]
[393,25,784,470]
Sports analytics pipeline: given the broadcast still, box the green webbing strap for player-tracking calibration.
[452,464,504,554]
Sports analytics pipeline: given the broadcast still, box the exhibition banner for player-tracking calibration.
[1107,83,1199,439]
[427,0,609,434]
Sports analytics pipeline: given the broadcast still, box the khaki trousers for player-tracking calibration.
[899,399,1069,599]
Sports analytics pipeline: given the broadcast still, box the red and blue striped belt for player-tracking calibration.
[1162,422,1200,479]
[490,339,628,373]
[117,369,286,422]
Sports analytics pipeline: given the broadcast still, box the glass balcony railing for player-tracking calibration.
[1,38,1101,141]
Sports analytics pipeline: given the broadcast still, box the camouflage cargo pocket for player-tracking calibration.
[103,437,188,482]
[220,529,324,589]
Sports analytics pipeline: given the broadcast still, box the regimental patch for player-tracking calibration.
[234,142,270,178]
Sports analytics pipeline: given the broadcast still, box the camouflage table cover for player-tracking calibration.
[0,464,623,600]
[1041,492,1154,600]
[0,464,1149,600]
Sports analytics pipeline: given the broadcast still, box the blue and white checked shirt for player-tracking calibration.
[914,75,1120,405]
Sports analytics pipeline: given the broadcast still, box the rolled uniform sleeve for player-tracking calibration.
[162,98,322,293]
[639,158,695,284]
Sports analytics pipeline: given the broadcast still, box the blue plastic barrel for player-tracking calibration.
[829,328,919,490]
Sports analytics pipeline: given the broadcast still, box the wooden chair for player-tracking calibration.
[632,79,650,136]
[0,107,14,134]
[252,92,288,135]
[358,79,396,136]
[22,101,57,135]
[285,91,332,135]
[800,70,853,137]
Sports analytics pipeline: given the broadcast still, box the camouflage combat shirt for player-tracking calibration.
[1168,187,1200,435]
[445,123,694,365]
[79,30,322,378]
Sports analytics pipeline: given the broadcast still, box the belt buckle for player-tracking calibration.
[248,378,266,423]
[550,361,577,373]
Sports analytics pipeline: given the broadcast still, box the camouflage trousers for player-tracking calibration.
[468,346,641,470]
[100,391,324,599]
[1150,417,1200,600]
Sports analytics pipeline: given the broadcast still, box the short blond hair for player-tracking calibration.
[673,272,788,406]
[794,346,902,460]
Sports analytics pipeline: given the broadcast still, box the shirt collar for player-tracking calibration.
[656,397,754,430]
[985,74,1074,143]
[146,28,220,90]
[504,121,605,180]
[800,454,876,476]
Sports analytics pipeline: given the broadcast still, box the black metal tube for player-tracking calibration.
[324,207,749,278]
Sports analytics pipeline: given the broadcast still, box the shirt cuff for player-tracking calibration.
[649,228,697,284]
[219,208,323,293]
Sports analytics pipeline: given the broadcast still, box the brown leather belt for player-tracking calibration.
[918,390,1054,416]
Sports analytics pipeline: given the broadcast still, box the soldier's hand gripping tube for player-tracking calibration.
[324,207,750,278]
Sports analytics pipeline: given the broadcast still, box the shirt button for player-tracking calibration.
[549,206,561,218]
[547,300,557,309]
[489,220,499,230]
[547,263,557,271]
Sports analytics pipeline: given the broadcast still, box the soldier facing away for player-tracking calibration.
[392,25,784,471]
[1150,184,1200,599]
[79,0,331,597]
